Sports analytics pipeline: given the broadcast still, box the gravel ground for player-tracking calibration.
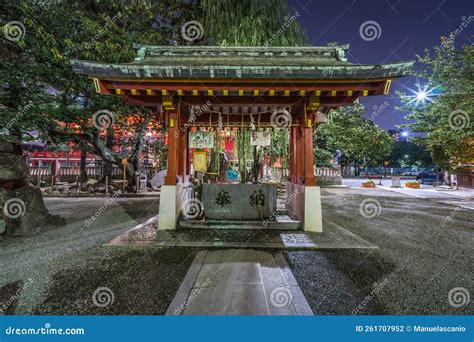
[0,196,194,315]
[287,188,473,315]
[33,247,196,315]
[1,188,473,315]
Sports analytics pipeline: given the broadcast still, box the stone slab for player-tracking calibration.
[202,184,277,220]
[166,249,313,316]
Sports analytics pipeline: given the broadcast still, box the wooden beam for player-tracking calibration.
[164,112,178,185]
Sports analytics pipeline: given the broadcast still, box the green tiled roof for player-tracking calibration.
[70,44,414,80]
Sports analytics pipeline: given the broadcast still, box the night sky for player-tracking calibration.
[288,0,474,130]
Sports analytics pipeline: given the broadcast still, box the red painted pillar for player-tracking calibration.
[289,127,296,183]
[177,119,187,183]
[164,112,178,185]
[303,125,316,186]
[295,126,304,185]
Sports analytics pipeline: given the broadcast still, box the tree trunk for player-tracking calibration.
[252,145,259,183]
[79,143,88,183]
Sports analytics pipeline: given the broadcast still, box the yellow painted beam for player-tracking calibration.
[238,89,244,96]
[299,90,306,96]
[207,89,214,96]
[308,96,320,111]
[363,90,369,96]
[115,89,121,95]
[284,90,290,96]
[93,78,101,93]
[146,89,154,96]
[315,90,321,96]
[253,90,259,96]
[131,89,137,95]
[162,96,174,110]
[192,90,199,96]
[269,90,275,96]
[223,90,229,96]
[331,90,337,97]
[384,80,392,95]
[347,90,353,96]
[177,89,184,96]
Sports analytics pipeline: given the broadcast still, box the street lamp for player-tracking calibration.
[405,83,441,107]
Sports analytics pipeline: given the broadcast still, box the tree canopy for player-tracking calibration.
[398,38,473,172]
[314,104,393,168]
[1,0,308,184]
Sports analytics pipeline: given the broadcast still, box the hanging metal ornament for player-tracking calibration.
[217,113,223,131]
[250,114,256,131]
[189,106,196,123]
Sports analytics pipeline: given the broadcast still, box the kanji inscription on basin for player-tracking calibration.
[202,184,277,220]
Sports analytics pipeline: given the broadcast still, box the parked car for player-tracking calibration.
[402,169,418,176]
[416,168,444,184]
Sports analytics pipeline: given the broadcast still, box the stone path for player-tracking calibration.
[166,249,313,315]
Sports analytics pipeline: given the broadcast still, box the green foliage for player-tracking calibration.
[266,129,289,168]
[200,0,307,46]
[388,141,433,168]
[315,104,393,167]
[237,128,252,182]
[398,38,473,171]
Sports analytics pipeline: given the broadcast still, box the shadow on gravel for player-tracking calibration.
[117,199,160,221]
[285,249,396,315]
[33,247,196,315]
[0,280,24,315]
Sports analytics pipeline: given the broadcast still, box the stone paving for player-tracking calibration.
[166,249,313,315]
[107,219,378,250]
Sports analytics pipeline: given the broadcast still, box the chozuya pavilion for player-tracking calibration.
[71,44,413,232]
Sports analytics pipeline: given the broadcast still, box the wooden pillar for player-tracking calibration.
[295,126,304,185]
[177,123,185,183]
[303,125,316,186]
[289,127,297,183]
[164,112,178,185]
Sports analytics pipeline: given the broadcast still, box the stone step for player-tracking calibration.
[178,215,301,230]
